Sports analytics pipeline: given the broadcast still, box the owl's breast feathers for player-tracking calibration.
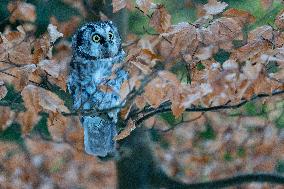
[67,50,128,119]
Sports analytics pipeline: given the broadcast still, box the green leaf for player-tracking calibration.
[198,123,216,140]
[276,160,284,173]
[213,49,230,64]
[223,152,233,161]
[196,62,205,71]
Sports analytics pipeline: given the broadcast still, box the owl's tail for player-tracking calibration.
[82,116,117,157]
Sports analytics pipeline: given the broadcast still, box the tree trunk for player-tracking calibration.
[116,128,158,189]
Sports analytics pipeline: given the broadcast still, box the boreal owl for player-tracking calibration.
[67,21,128,157]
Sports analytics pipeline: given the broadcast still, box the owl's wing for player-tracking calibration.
[67,64,84,111]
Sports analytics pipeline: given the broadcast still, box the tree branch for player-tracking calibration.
[134,90,284,125]
[153,171,284,189]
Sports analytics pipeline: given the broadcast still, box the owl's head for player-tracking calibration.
[72,21,122,60]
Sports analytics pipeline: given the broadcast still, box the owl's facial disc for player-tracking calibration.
[74,22,122,60]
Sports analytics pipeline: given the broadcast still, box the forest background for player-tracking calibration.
[0,0,284,188]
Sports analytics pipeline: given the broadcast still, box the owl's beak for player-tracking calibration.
[103,43,112,58]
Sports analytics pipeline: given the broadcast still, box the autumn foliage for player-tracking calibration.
[0,0,284,188]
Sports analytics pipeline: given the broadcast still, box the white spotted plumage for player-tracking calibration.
[67,21,128,157]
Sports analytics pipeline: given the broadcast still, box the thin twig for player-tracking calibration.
[160,112,204,132]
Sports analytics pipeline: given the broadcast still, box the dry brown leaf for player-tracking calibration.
[13,64,37,91]
[38,89,69,113]
[120,103,133,120]
[202,17,243,45]
[50,16,81,37]
[135,95,146,110]
[112,0,127,13]
[98,84,114,93]
[21,85,41,113]
[161,22,198,57]
[0,107,14,131]
[4,31,22,42]
[17,111,40,134]
[0,26,27,48]
[149,5,171,33]
[136,0,154,15]
[33,35,51,64]
[253,73,277,95]
[119,76,139,100]
[20,85,42,133]
[260,0,273,10]
[48,112,68,141]
[248,25,273,42]
[275,9,284,29]
[8,2,36,23]
[140,48,162,64]
[8,41,33,65]
[38,59,61,78]
[231,41,271,62]
[143,71,182,109]
[223,8,256,24]
[38,58,69,91]
[144,78,167,108]
[171,92,185,118]
[130,61,151,74]
[242,62,262,80]
[21,84,69,114]
[65,117,84,152]
[0,80,7,100]
[182,83,213,108]
[159,70,180,85]
[203,0,228,15]
[196,4,207,18]
[120,80,132,100]
[115,119,136,140]
[195,45,215,60]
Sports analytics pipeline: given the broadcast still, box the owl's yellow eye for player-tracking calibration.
[92,34,101,43]
[108,32,114,40]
